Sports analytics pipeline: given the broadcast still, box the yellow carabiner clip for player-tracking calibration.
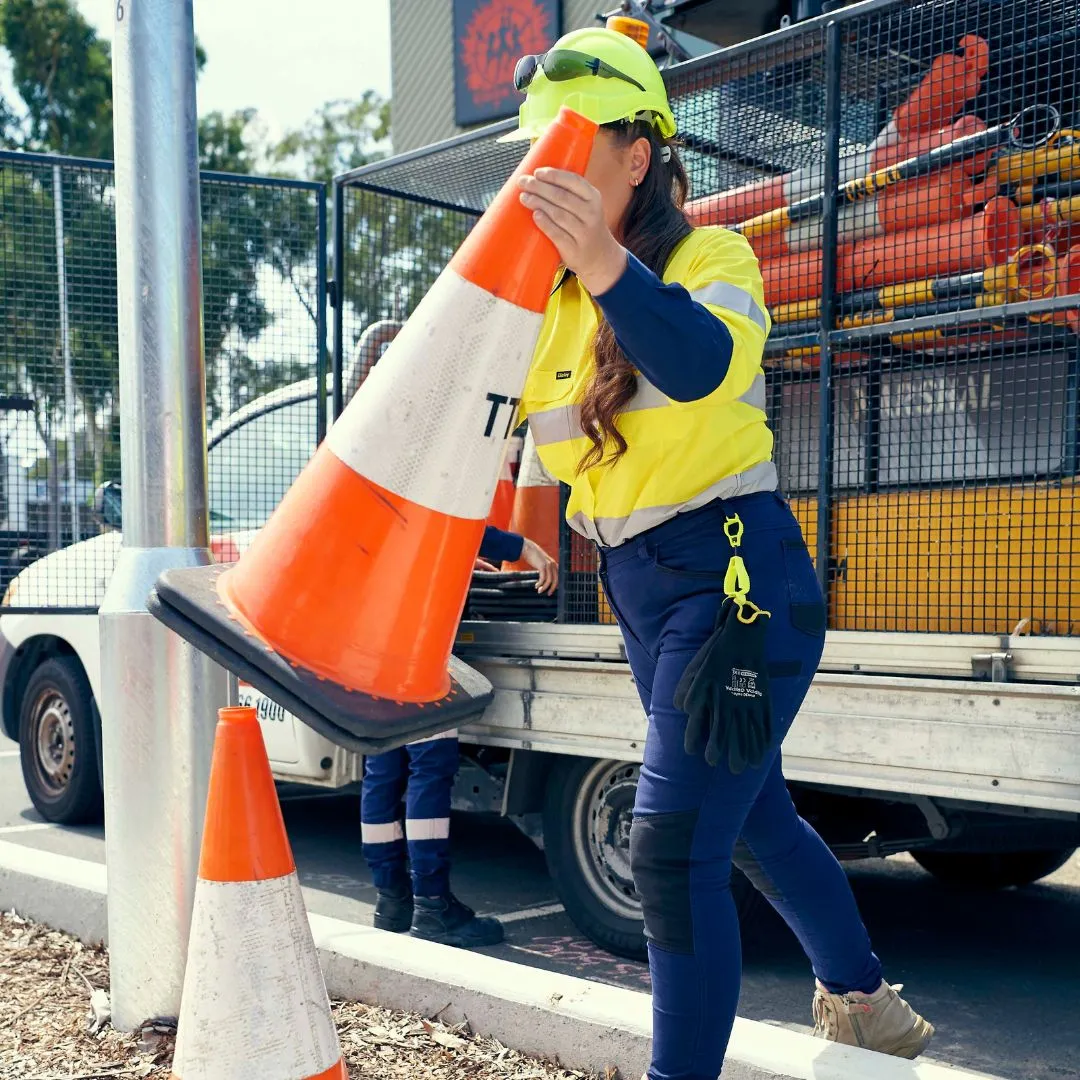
[724,554,750,603]
[723,514,744,549]
[735,598,771,625]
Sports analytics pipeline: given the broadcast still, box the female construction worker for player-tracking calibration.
[361,523,556,949]
[504,23,935,1079]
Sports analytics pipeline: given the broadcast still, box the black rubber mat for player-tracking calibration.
[148,563,493,754]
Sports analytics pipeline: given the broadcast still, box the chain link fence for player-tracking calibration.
[0,152,327,611]
[336,0,1080,642]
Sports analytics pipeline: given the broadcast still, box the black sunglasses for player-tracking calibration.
[513,49,646,94]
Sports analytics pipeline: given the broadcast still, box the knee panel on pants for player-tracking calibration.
[629,810,698,953]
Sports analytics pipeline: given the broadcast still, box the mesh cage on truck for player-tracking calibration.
[334,0,1080,652]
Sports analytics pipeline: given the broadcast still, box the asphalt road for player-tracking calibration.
[1,733,1077,1080]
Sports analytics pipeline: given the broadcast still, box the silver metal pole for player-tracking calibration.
[101,0,229,1031]
[53,165,80,544]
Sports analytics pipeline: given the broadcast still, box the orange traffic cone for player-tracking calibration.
[169,707,346,1080]
[486,433,522,532]
[760,196,1022,307]
[151,107,597,748]
[504,428,561,571]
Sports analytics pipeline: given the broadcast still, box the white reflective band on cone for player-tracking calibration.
[172,874,340,1080]
[326,269,543,521]
[516,427,558,487]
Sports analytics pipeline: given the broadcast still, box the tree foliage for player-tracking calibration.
[0,0,390,527]
[269,92,390,183]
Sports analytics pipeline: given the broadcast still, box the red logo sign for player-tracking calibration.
[456,0,555,120]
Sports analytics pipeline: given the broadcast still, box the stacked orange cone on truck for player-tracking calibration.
[505,427,561,571]
[759,196,1023,307]
[169,706,346,1080]
[729,115,990,261]
[687,35,990,226]
[209,107,597,705]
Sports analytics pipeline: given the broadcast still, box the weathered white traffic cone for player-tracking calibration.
[169,706,346,1080]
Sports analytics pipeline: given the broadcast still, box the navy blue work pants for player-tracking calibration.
[599,492,882,1080]
[361,731,459,898]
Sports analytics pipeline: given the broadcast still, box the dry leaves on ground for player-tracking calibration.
[0,911,614,1080]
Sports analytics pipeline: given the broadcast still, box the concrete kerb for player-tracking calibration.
[0,840,1004,1080]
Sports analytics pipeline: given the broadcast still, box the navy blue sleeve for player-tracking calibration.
[592,251,734,402]
[479,525,524,564]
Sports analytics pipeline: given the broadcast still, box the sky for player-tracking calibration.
[72,0,392,142]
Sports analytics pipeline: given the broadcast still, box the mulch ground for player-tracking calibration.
[0,911,615,1080]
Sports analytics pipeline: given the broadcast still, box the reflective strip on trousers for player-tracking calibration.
[406,818,451,841]
[569,459,779,548]
[361,821,405,844]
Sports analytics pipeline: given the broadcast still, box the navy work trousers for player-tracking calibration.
[361,731,459,898]
[599,492,882,1080]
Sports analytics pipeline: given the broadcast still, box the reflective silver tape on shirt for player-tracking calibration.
[738,373,766,411]
[568,460,779,547]
[529,402,582,447]
[528,376,670,447]
[691,281,769,334]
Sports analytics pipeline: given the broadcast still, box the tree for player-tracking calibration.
[0,0,313,519]
[0,0,397,552]
[0,0,113,158]
[199,108,265,174]
[268,92,390,184]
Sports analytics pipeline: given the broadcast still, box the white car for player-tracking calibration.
[0,377,350,824]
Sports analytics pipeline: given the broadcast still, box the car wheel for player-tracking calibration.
[18,656,103,825]
[542,757,764,961]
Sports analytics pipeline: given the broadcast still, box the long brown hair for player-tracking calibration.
[577,119,691,473]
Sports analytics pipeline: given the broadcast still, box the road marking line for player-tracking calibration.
[0,823,54,835]
[494,902,565,925]
[0,750,20,759]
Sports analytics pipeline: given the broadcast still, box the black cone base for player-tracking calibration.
[148,563,493,754]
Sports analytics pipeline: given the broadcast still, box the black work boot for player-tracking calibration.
[373,881,414,933]
[410,893,505,948]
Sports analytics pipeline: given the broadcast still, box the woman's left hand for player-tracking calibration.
[518,168,627,295]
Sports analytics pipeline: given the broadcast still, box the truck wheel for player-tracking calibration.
[542,757,762,962]
[19,657,103,825]
[912,848,1075,890]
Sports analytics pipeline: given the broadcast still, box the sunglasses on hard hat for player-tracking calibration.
[513,49,646,94]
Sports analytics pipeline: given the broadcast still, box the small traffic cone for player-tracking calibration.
[486,436,521,532]
[169,707,346,1080]
[504,428,561,571]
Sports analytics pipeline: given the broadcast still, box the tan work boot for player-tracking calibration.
[812,979,934,1059]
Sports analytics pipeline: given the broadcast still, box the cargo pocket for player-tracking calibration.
[781,536,827,638]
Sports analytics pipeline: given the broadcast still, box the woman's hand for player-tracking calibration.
[518,168,627,295]
[520,538,559,596]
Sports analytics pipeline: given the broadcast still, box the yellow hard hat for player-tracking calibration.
[499,26,677,144]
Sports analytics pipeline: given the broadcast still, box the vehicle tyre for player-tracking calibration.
[18,657,103,825]
[912,847,1075,890]
[542,757,763,961]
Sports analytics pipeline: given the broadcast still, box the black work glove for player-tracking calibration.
[675,599,773,774]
